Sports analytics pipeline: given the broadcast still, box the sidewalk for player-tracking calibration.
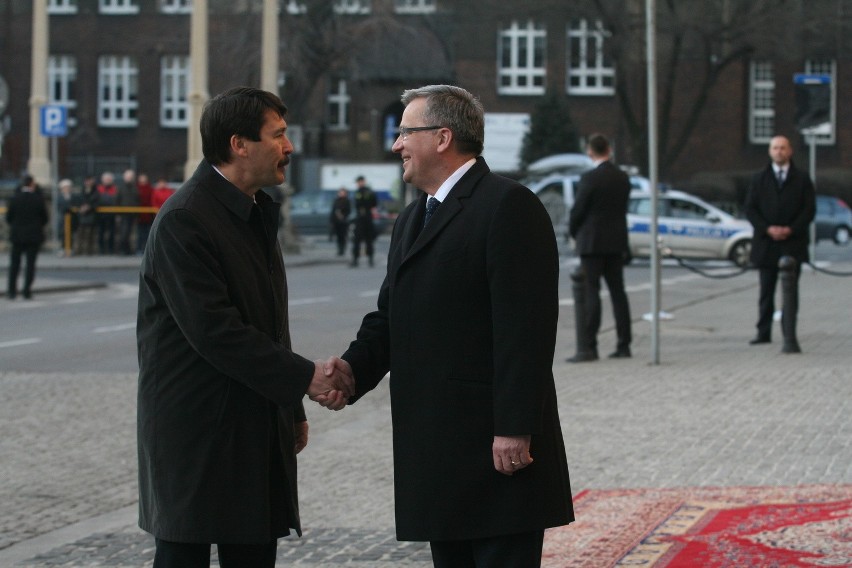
[0,254,850,566]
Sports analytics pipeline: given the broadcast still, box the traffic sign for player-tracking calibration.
[40,104,68,137]
[793,74,831,133]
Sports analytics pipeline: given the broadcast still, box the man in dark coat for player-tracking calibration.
[5,175,48,299]
[136,87,353,568]
[350,175,377,267]
[321,85,573,567]
[745,135,815,352]
[329,187,351,256]
[567,133,633,361]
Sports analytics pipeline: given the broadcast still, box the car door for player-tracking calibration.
[660,197,723,259]
[627,195,669,256]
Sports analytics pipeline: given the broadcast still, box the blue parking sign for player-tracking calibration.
[40,105,68,137]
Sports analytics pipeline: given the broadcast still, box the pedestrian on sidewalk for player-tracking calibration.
[323,84,573,567]
[330,187,351,256]
[136,87,354,568]
[744,135,815,351]
[5,175,48,300]
[567,133,633,362]
[350,175,377,267]
[74,176,100,256]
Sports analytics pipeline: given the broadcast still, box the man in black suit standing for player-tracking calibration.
[320,84,573,567]
[567,133,632,362]
[744,135,815,352]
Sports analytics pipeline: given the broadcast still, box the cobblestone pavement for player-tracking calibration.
[1,257,850,567]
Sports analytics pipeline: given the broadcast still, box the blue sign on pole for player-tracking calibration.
[40,104,68,137]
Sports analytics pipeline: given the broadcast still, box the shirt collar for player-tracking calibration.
[431,158,476,203]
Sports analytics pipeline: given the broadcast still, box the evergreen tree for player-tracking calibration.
[520,91,581,170]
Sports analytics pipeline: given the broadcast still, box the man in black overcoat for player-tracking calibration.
[136,87,353,568]
[321,85,573,567]
[744,135,815,352]
[5,174,48,299]
[568,133,632,361]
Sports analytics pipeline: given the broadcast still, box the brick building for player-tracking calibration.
[0,0,850,204]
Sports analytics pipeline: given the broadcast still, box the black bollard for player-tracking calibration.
[778,255,802,353]
[569,266,596,361]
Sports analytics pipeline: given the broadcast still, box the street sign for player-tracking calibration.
[793,74,831,133]
[40,104,68,137]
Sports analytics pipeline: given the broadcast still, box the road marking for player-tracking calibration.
[289,296,334,306]
[0,338,42,348]
[93,323,136,334]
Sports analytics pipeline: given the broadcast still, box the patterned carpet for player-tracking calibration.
[542,485,852,567]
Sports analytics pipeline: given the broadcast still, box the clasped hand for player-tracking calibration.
[307,356,355,411]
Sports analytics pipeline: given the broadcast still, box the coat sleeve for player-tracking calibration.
[569,172,592,239]
[487,185,559,435]
[789,172,816,237]
[744,173,768,237]
[146,208,315,409]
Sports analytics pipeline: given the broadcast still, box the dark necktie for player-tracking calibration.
[777,169,785,187]
[424,196,440,227]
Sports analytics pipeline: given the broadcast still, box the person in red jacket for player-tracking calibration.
[150,177,175,211]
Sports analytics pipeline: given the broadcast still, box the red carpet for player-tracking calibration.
[542,485,852,567]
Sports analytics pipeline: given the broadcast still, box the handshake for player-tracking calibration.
[308,356,355,411]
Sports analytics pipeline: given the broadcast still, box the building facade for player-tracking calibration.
[0,0,850,203]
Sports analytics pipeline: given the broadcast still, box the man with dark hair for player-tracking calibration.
[6,175,48,300]
[350,175,377,267]
[745,135,815,352]
[323,84,573,567]
[568,133,633,361]
[136,86,354,568]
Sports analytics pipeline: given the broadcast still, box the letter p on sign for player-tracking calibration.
[40,105,68,137]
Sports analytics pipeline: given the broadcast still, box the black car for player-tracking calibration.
[288,190,393,236]
[815,195,852,245]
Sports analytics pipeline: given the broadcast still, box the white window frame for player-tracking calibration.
[48,55,78,127]
[99,0,139,14]
[98,56,139,127]
[394,0,435,14]
[804,59,836,145]
[327,79,351,131]
[334,0,370,14]
[497,20,547,96]
[283,0,306,15]
[160,0,191,14]
[567,19,614,96]
[161,56,190,128]
[48,0,78,14]
[748,61,775,144]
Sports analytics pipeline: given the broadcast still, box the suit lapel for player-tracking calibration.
[400,159,488,264]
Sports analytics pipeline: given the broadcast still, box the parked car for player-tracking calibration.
[627,189,753,267]
[815,195,851,245]
[288,190,393,236]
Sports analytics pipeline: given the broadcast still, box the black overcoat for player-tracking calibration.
[342,158,573,541]
[569,160,631,255]
[6,188,48,245]
[137,161,316,543]
[745,161,816,268]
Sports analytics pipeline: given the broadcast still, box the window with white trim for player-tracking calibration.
[161,56,190,128]
[804,59,836,145]
[283,0,306,14]
[99,0,139,14]
[160,0,191,14]
[497,20,546,96]
[567,19,614,95]
[748,61,774,144]
[335,0,370,14]
[395,0,435,14]
[48,0,78,14]
[327,79,350,130]
[98,56,139,127]
[48,55,78,127]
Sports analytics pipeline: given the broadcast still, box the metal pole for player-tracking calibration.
[50,136,59,248]
[647,0,661,364]
[809,133,817,262]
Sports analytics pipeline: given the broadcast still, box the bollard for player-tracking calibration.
[569,266,596,361]
[778,255,801,353]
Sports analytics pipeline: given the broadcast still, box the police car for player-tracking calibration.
[627,189,752,267]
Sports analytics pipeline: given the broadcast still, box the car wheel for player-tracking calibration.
[730,239,751,267]
[833,225,850,246]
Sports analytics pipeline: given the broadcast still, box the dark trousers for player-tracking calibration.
[153,538,277,568]
[352,222,375,263]
[429,530,545,568]
[332,222,348,255]
[7,242,40,298]
[756,263,800,340]
[581,253,632,352]
[97,214,115,254]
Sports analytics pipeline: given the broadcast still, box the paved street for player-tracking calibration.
[1,245,850,567]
